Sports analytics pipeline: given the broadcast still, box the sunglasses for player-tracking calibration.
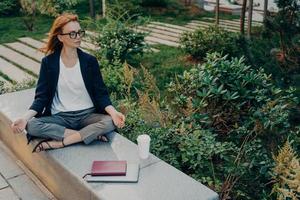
[60,30,85,39]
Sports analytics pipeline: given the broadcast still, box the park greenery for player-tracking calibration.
[0,0,300,199]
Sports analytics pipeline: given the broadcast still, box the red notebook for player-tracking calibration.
[91,161,127,176]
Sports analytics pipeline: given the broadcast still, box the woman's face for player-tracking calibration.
[58,21,82,49]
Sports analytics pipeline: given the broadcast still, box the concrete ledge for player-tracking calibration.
[0,89,218,200]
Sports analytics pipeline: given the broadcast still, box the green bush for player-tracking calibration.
[180,26,243,61]
[0,0,19,16]
[94,18,147,64]
[166,53,298,199]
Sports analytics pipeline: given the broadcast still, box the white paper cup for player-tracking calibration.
[137,134,151,159]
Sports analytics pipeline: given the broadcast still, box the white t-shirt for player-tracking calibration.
[51,57,94,115]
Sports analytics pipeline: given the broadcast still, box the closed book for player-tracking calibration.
[91,161,127,176]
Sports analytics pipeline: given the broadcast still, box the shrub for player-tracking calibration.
[166,53,298,199]
[0,0,19,16]
[93,17,147,64]
[0,78,36,94]
[272,141,300,200]
[180,26,243,61]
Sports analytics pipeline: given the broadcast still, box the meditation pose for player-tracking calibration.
[11,13,125,152]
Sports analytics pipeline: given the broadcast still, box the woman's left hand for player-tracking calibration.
[111,111,125,128]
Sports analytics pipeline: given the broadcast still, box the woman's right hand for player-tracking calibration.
[11,118,27,134]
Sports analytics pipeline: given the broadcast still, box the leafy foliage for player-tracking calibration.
[118,53,299,199]
[180,26,243,61]
[0,0,19,16]
[263,0,300,73]
[272,141,300,200]
[91,13,147,64]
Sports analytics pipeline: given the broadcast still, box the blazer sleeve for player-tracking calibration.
[29,57,49,115]
[90,56,112,112]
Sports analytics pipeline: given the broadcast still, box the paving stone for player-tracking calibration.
[0,187,19,200]
[190,20,242,30]
[137,26,181,38]
[150,21,194,32]
[0,57,34,83]
[186,21,237,32]
[0,147,24,179]
[0,175,8,190]
[145,36,179,47]
[8,174,49,200]
[0,45,40,75]
[5,42,44,62]
[135,29,179,43]
[80,41,99,51]
[146,24,185,34]
[144,40,158,45]
[18,37,44,49]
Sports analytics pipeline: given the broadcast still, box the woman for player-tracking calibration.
[11,13,125,152]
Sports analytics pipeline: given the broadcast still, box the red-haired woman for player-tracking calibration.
[11,13,125,152]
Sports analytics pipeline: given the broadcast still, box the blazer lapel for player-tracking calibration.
[77,48,93,95]
[48,49,60,97]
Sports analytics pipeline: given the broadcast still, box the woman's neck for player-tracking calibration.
[61,46,78,59]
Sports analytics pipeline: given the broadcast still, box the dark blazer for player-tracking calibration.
[30,48,112,117]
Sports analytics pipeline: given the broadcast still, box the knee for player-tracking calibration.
[26,118,41,136]
[101,115,115,129]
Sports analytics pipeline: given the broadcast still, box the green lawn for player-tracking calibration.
[0,15,54,44]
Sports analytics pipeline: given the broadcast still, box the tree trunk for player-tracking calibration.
[102,0,106,18]
[215,0,220,25]
[240,0,247,34]
[89,0,95,19]
[263,0,268,21]
[247,0,253,38]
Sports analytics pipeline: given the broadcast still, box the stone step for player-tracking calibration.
[150,21,194,32]
[80,41,99,51]
[191,20,245,28]
[201,17,262,26]
[0,45,40,75]
[144,40,158,45]
[0,142,54,200]
[135,29,179,43]
[145,36,179,47]
[18,37,45,49]
[187,22,238,32]
[137,26,181,38]
[146,24,185,35]
[186,22,237,32]
[0,88,219,200]
[0,57,34,83]
[5,42,44,62]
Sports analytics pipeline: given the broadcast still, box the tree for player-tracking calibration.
[102,0,106,18]
[247,0,253,38]
[264,0,300,72]
[89,0,95,19]
[215,0,220,25]
[240,0,247,34]
[263,0,268,21]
